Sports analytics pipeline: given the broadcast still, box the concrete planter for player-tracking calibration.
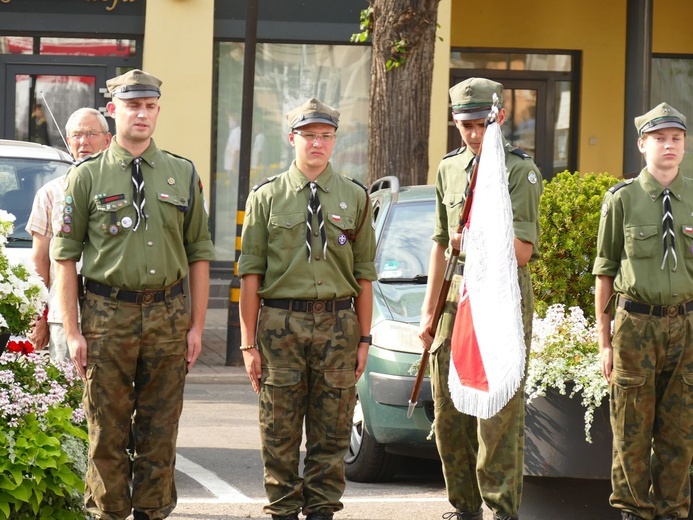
[524,385,612,479]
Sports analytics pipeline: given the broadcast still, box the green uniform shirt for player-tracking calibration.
[593,168,693,305]
[239,161,376,299]
[433,138,543,260]
[51,139,215,290]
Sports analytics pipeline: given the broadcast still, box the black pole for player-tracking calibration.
[622,0,652,178]
[226,0,259,366]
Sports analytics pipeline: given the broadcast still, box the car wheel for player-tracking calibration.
[344,394,398,482]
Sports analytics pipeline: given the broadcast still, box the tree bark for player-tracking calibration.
[367,0,441,186]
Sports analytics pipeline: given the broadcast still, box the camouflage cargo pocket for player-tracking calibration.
[260,367,302,441]
[679,372,693,426]
[610,369,647,441]
[323,368,356,440]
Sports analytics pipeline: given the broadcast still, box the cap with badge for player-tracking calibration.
[635,102,687,137]
[107,69,162,100]
[450,77,504,121]
[286,98,339,130]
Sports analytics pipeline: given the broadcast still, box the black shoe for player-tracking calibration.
[133,512,149,520]
[442,511,483,520]
[621,513,644,520]
[655,516,676,520]
[306,513,334,520]
[271,515,299,520]
[493,515,519,520]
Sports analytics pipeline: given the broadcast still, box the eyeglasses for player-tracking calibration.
[68,131,105,140]
[293,130,336,143]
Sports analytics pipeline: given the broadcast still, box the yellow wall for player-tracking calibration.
[142,0,215,193]
[429,0,453,182]
[440,0,693,178]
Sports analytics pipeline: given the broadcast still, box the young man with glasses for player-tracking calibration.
[238,98,376,520]
[26,107,111,360]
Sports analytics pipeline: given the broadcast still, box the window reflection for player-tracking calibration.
[0,36,136,56]
[214,41,371,262]
[451,51,571,72]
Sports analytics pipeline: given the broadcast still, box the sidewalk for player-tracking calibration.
[187,307,247,384]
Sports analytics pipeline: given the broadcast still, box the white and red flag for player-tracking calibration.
[448,121,526,419]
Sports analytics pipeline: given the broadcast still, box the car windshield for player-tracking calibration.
[376,200,435,281]
[0,158,71,245]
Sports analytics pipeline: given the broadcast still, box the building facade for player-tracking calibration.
[1,0,691,303]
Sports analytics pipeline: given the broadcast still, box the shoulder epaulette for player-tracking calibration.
[608,179,634,194]
[510,148,531,159]
[443,146,466,160]
[162,149,193,165]
[252,175,277,192]
[349,177,368,192]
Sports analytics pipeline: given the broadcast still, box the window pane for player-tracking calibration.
[502,88,537,160]
[214,41,371,262]
[451,51,571,72]
[554,81,572,175]
[651,58,693,176]
[0,36,33,54]
[40,37,136,57]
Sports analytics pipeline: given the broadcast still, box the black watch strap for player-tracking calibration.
[359,335,372,345]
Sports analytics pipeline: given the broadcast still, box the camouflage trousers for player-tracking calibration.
[609,306,693,520]
[429,267,533,517]
[81,290,190,520]
[257,304,359,517]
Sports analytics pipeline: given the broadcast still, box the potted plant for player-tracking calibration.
[524,171,618,479]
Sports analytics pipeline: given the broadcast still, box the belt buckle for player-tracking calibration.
[141,291,154,305]
[667,305,678,317]
[312,300,325,314]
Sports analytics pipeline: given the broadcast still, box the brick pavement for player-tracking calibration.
[187,307,247,384]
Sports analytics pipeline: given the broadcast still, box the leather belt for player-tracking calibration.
[85,279,184,304]
[617,295,693,318]
[263,298,353,314]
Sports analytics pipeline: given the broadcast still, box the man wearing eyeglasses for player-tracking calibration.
[26,107,111,360]
[238,98,376,520]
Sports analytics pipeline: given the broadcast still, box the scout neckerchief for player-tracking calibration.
[131,157,147,231]
[306,181,327,262]
[661,187,677,270]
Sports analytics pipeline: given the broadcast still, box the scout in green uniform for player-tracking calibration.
[418,78,542,520]
[52,69,215,520]
[593,103,693,520]
[238,98,376,520]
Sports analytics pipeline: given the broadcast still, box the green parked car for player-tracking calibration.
[344,176,439,483]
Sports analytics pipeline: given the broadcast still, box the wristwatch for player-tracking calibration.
[359,335,372,345]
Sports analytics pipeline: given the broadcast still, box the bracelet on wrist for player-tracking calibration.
[359,335,372,345]
[239,344,257,351]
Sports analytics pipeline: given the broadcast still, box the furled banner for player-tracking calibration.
[448,121,525,419]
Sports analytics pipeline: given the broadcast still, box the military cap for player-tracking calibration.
[635,102,687,136]
[449,77,503,121]
[286,98,339,129]
[107,69,162,100]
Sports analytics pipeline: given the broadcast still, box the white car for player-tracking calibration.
[0,139,73,264]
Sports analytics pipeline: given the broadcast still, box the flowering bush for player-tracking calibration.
[0,210,48,337]
[0,343,89,519]
[525,303,608,443]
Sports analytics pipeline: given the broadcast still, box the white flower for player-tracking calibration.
[526,303,608,443]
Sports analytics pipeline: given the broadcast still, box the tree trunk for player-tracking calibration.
[367,0,441,187]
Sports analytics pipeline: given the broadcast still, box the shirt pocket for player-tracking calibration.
[95,196,134,236]
[325,211,357,247]
[157,191,188,229]
[269,211,306,251]
[624,224,659,259]
[681,224,693,258]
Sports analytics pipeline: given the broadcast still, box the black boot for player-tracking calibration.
[306,512,334,520]
[493,515,519,520]
[621,513,644,520]
[442,511,484,520]
[654,516,677,520]
[271,515,299,520]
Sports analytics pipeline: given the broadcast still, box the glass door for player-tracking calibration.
[4,64,109,153]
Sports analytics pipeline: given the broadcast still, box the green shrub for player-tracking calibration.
[531,171,619,319]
